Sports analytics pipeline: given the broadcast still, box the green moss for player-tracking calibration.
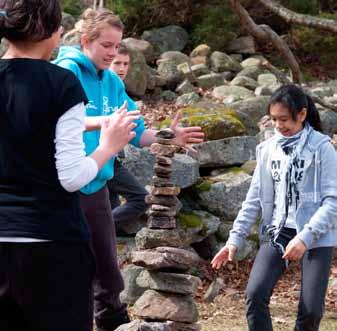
[160,106,246,141]
[194,180,212,193]
[178,212,203,229]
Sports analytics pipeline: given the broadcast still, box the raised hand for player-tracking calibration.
[211,245,237,269]
[170,110,204,153]
[100,104,140,155]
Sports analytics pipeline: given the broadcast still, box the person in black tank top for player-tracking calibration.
[0,1,140,330]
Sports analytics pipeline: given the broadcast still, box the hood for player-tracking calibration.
[306,129,330,152]
[53,46,98,77]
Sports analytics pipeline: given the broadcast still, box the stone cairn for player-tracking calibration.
[116,129,201,331]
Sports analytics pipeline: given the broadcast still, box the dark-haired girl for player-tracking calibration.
[0,1,138,330]
[212,84,337,331]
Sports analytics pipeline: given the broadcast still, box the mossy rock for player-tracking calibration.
[178,212,204,229]
[160,106,246,141]
[194,180,213,193]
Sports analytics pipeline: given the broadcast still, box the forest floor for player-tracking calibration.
[196,256,337,331]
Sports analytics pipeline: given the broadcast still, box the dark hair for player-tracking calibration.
[0,0,62,43]
[117,42,130,56]
[268,84,322,132]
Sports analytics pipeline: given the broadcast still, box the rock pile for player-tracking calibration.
[147,129,180,229]
[116,129,201,331]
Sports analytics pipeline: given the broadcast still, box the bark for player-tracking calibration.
[259,0,337,33]
[227,0,302,83]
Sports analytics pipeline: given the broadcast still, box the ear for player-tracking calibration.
[299,107,307,123]
[80,34,89,49]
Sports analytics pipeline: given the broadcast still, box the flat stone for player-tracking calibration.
[152,176,174,187]
[157,138,173,145]
[148,208,176,217]
[156,156,172,166]
[156,129,175,139]
[151,186,180,196]
[151,204,173,212]
[131,247,200,271]
[148,216,176,229]
[150,143,177,157]
[137,270,201,295]
[133,290,198,323]
[145,195,177,206]
[135,228,187,249]
[115,320,200,331]
[154,164,172,176]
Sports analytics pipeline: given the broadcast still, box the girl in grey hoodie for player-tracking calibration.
[212,84,337,331]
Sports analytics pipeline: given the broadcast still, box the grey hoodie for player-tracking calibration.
[226,129,337,250]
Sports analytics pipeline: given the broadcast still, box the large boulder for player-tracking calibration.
[319,109,337,136]
[141,25,189,57]
[197,170,252,220]
[159,51,191,65]
[210,51,242,73]
[176,92,201,105]
[123,37,155,63]
[236,65,266,80]
[157,59,184,89]
[120,265,146,305]
[160,106,246,141]
[124,48,148,97]
[122,145,200,189]
[230,96,270,135]
[212,85,254,102]
[194,136,257,168]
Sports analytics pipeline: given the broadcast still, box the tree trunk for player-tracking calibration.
[227,0,302,83]
[259,0,337,32]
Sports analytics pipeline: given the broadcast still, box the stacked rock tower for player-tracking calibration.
[116,129,201,331]
[147,129,180,230]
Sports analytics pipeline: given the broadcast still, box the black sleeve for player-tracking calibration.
[57,71,88,116]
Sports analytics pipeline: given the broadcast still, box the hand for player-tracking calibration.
[282,237,307,261]
[99,104,140,155]
[170,110,204,153]
[211,245,237,269]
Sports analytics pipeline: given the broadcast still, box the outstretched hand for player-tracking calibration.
[170,110,204,153]
[211,245,237,269]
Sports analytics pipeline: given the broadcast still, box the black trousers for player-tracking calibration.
[0,241,95,331]
[245,228,333,331]
[80,186,126,330]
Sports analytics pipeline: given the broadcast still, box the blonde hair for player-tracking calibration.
[62,8,124,46]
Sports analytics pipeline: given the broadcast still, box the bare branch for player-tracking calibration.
[227,0,302,83]
[259,0,337,33]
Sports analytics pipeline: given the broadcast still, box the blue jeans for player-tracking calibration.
[246,228,333,331]
[107,159,148,233]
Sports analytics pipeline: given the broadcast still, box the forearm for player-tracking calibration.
[84,116,105,131]
[139,129,158,147]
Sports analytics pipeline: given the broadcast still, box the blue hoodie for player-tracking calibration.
[53,46,145,195]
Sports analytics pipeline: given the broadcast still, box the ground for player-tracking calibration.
[196,256,337,330]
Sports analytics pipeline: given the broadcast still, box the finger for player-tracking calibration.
[186,138,204,144]
[184,145,198,154]
[171,109,182,129]
[119,101,128,111]
[228,248,236,262]
[182,126,203,133]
